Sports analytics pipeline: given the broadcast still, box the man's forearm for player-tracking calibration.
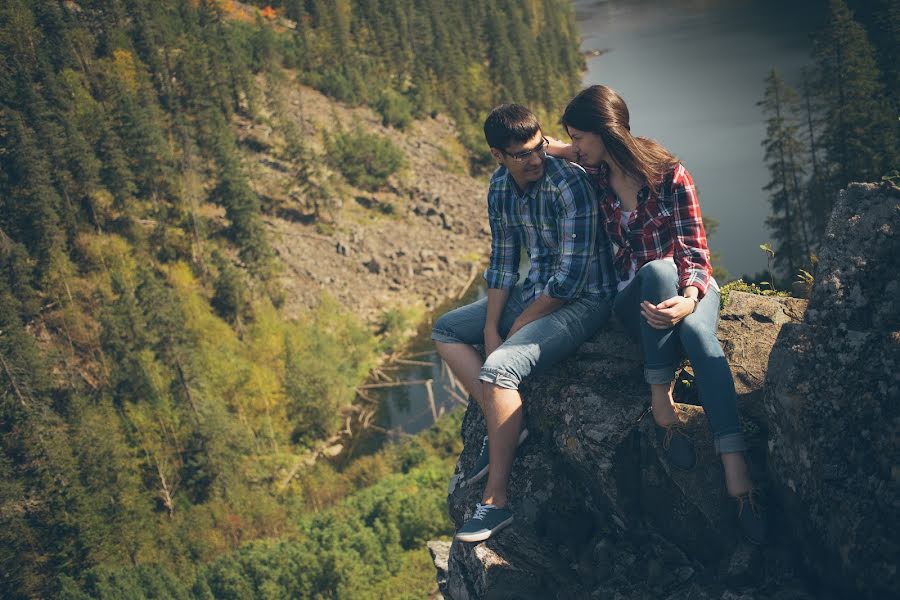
[511,294,566,332]
[484,288,511,333]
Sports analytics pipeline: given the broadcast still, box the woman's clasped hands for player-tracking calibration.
[640,295,697,329]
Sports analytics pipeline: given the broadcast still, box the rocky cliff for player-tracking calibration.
[238,76,489,323]
[430,182,899,599]
[765,182,899,598]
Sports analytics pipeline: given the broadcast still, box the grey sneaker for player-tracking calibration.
[461,428,529,488]
[455,503,514,543]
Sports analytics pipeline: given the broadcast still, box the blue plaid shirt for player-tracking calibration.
[483,156,616,303]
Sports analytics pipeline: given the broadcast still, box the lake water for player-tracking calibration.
[573,0,825,278]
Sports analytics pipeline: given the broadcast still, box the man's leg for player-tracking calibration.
[480,383,523,508]
[434,341,486,406]
[454,295,611,542]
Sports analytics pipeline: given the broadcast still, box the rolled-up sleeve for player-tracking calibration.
[543,174,598,300]
[483,196,520,289]
[670,166,711,297]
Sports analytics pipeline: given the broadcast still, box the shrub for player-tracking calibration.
[373,88,414,130]
[325,126,406,191]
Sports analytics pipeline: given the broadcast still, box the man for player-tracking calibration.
[432,104,616,542]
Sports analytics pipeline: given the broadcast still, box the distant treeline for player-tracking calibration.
[0,1,583,598]
[758,0,898,280]
[250,0,585,161]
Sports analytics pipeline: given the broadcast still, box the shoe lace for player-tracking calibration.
[661,422,685,450]
[734,489,763,518]
[473,503,493,521]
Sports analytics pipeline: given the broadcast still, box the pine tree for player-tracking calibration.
[758,69,812,276]
[813,0,899,202]
[798,69,830,239]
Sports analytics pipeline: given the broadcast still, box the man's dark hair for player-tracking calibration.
[483,104,541,150]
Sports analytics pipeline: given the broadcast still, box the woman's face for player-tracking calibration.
[566,125,607,168]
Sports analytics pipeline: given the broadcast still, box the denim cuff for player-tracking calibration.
[715,432,747,454]
[644,365,676,385]
[431,328,466,344]
[479,367,520,390]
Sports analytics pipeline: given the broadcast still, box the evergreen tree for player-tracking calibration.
[798,69,830,240]
[758,69,812,276]
[813,0,898,205]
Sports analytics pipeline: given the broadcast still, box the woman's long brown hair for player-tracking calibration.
[562,85,679,191]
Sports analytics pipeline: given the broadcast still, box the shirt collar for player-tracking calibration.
[506,170,544,202]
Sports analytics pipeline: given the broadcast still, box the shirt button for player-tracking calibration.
[572,234,577,238]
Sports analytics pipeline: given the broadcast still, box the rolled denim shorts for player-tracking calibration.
[431,286,612,390]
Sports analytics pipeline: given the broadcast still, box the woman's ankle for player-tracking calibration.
[722,452,752,496]
[650,385,678,426]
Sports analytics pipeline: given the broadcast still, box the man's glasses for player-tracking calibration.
[503,137,549,162]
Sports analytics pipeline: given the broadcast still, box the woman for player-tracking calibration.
[548,85,765,544]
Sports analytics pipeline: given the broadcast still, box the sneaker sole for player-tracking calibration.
[462,429,530,488]
[454,516,514,543]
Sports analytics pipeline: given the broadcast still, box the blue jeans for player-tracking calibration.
[614,260,746,454]
[432,287,612,390]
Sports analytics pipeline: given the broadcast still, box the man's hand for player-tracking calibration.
[641,295,696,329]
[484,327,504,357]
[506,319,525,339]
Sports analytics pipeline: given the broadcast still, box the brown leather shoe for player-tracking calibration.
[655,420,696,470]
[732,488,767,545]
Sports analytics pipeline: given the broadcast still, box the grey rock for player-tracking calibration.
[764,183,899,599]
[363,257,381,274]
[443,291,806,598]
[428,540,451,597]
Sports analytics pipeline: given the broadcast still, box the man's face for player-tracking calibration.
[566,125,607,169]
[491,131,547,188]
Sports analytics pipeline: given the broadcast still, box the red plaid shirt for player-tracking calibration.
[590,162,712,297]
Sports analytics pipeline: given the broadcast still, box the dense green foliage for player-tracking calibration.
[0,0,585,597]
[325,126,406,191]
[54,411,464,600]
[758,0,898,281]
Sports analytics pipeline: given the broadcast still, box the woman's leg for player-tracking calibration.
[676,286,751,495]
[632,261,682,425]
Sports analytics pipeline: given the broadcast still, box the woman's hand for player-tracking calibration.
[641,296,696,329]
[545,136,577,162]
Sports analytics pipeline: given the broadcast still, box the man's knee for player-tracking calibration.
[480,347,533,391]
[432,310,464,344]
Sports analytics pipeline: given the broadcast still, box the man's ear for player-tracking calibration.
[489,148,504,164]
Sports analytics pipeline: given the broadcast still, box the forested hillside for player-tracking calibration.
[0,1,584,597]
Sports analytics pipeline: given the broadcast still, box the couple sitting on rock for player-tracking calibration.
[431,86,766,547]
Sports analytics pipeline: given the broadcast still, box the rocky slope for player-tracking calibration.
[431,182,898,599]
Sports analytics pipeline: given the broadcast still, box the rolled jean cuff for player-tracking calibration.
[715,432,747,455]
[479,367,520,391]
[644,365,676,385]
[431,328,464,344]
